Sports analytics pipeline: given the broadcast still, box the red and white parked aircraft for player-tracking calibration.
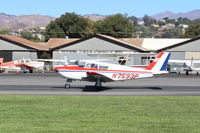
[0,58,44,73]
[54,52,171,88]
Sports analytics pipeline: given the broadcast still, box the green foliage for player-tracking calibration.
[143,15,157,26]
[20,32,39,40]
[40,52,51,59]
[182,24,200,38]
[128,16,138,26]
[44,12,200,39]
[45,13,93,41]
[95,14,134,38]
[44,21,65,41]
[161,29,182,38]
[0,30,9,35]
[191,18,200,24]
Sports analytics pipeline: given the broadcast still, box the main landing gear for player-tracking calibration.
[95,79,102,88]
[64,79,72,89]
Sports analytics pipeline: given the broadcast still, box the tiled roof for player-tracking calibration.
[45,38,80,50]
[118,38,144,48]
[96,34,148,51]
[45,34,148,52]
[0,35,47,51]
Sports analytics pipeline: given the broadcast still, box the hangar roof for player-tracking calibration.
[45,38,80,50]
[45,34,189,52]
[141,38,189,51]
[0,34,193,52]
[157,36,200,52]
[0,35,47,51]
[46,34,149,52]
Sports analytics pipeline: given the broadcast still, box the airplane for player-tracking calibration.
[0,58,44,73]
[169,59,200,75]
[54,52,171,88]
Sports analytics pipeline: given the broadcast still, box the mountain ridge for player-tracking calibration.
[0,9,200,30]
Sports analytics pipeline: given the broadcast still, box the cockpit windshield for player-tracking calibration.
[85,63,98,69]
[25,59,31,63]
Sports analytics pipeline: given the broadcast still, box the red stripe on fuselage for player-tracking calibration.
[55,66,152,73]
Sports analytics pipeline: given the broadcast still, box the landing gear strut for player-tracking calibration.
[64,79,72,89]
[95,79,102,88]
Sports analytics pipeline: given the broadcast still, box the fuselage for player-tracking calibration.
[56,61,153,82]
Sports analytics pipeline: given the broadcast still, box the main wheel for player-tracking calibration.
[64,83,71,89]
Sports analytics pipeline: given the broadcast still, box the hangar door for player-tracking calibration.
[185,52,200,59]
[0,51,12,62]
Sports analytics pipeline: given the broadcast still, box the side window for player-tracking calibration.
[99,65,108,70]
[91,64,98,69]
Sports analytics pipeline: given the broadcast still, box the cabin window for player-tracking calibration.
[99,65,108,70]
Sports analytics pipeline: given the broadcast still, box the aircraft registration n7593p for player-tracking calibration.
[54,52,171,88]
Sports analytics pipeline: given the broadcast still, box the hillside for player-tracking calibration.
[0,13,54,30]
[152,9,200,20]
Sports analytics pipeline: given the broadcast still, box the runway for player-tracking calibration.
[0,72,200,96]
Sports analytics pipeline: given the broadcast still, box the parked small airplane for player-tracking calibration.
[169,59,200,75]
[0,58,44,73]
[54,52,171,88]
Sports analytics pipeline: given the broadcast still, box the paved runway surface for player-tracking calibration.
[0,72,200,96]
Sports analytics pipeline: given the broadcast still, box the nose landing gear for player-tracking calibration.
[64,83,71,88]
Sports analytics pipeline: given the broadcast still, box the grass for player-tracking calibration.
[0,96,199,133]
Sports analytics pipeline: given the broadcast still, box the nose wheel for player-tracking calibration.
[64,83,71,89]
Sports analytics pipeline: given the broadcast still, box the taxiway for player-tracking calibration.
[0,73,200,96]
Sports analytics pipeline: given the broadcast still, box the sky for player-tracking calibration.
[1,0,200,17]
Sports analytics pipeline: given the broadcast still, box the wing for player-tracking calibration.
[15,63,35,69]
[86,72,114,82]
[169,59,200,63]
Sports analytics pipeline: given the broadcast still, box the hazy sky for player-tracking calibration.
[1,0,200,17]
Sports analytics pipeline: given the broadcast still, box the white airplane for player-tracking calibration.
[0,58,44,73]
[169,59,200,75]
[53,52,171,88]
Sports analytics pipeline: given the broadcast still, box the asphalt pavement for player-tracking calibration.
[0,72,200,96]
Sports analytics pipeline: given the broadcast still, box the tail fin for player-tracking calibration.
[0,58,4,65]
[146,52,171,74]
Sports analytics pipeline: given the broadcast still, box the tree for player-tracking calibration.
[20,32,39,40]
[161,29,181,38]
[0,30,9,35]
[128,16,138,26]
[44,21,65,41]
[44,12,93,41]
[191,18,200,24]
[182,24,200,38]
[143,15,157,26]
[95,14,134,38]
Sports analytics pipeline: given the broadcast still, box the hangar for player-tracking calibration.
[46,34,155,66]
[0,35,46,62]
[1,34,199,70]
[157,36,200,72]
[158,36,200,60]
